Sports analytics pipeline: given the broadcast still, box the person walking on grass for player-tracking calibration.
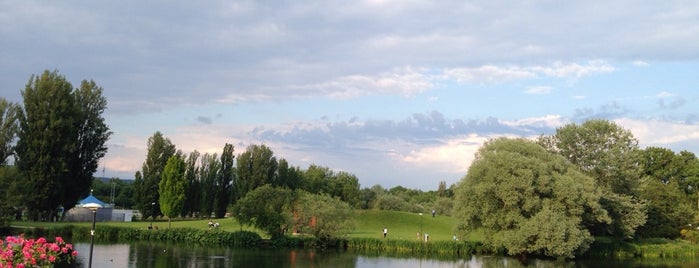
[383,227,388,238]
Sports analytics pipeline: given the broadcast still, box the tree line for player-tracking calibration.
[132,132,363,222]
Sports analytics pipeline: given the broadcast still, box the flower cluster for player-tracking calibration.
[0,235,77,268]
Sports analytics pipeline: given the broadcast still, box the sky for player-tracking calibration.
[1,1,699,190]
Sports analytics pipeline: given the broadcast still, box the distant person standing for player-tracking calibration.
[383,227,388,238]
[432,209,436,218]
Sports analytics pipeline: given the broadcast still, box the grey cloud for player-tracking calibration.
[196,116,213,125]
[3,1,699,114]
[658,97,686,110]
[251,111,553,151]
[572,101,629,121]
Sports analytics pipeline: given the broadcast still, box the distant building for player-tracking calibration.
[63,194,133,222]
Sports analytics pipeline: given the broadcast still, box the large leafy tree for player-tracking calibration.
[64,80,112,215]
[454,138,610,259]
[0,98,19,165]
[232,184,294,238]
[159,154,186,228]
[539,119,646,239]
[216,143,234,218]
[16,70,111,220]
[134,131,177,220]
[636,147,697,238]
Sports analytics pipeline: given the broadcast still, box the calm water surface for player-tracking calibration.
[71,242,699,268]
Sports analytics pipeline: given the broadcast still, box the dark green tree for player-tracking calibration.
[135,131,177,220]
[0,98,19,165]
[216,143,234,218]
[454,138,610,259]
[199,152,220,218]
[636,147,696,238]
[275,158,303,189]
[182,150,201,217]
[0,166,21,227]
[64,79,112,215]
[16,70,110,220]
[235,144,277,202]
[159,154,186,228]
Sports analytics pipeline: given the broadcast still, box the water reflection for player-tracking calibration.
[72,242,699,268]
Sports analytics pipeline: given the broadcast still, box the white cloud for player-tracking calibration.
[442,60,615,84]
[501,115,567,129]
[400,134,491,173]
[615,118,699,147]
[633,60,650,67]
[524,86,553,95]
[656,91,675,98]
[530,60,615,79]
[443,65,536,83]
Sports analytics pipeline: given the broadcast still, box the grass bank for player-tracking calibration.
[8,210,699,260]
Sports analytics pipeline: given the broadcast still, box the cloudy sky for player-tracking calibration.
[2,1,699,190]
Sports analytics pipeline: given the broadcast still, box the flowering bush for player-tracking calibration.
[0,235,77,267]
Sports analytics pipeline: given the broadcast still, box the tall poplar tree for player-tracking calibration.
[159,154,186,228]
[216,143,234,218]
[235,144,277,202]
[182,150,201,217]
[136,131,177,220]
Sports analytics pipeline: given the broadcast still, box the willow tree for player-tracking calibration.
[454,138,610,259]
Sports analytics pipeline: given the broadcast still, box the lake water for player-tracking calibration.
[71,242,699,268]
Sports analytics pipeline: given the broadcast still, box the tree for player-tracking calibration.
[235,144,277,202]
[232,184,294,238]
[276,158,303,189]
[0,166,20,227]
[216,143,234,218]
[182,150,201,217]
[135,131,177,220]
[0,98,19,165]
[635,147,696,238]
[454,138,610,259]
[199,152,220,218]
[294,191,355,239]
[64,79,112,215]
[16,70,111,221]
[159,155,186,228]
[539,119,646,239]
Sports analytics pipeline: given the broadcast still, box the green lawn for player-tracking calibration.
[11,210,482,242]
[351,210,460,241]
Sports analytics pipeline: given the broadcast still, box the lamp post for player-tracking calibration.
[82,202,103,268]
[150,202,156,229]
